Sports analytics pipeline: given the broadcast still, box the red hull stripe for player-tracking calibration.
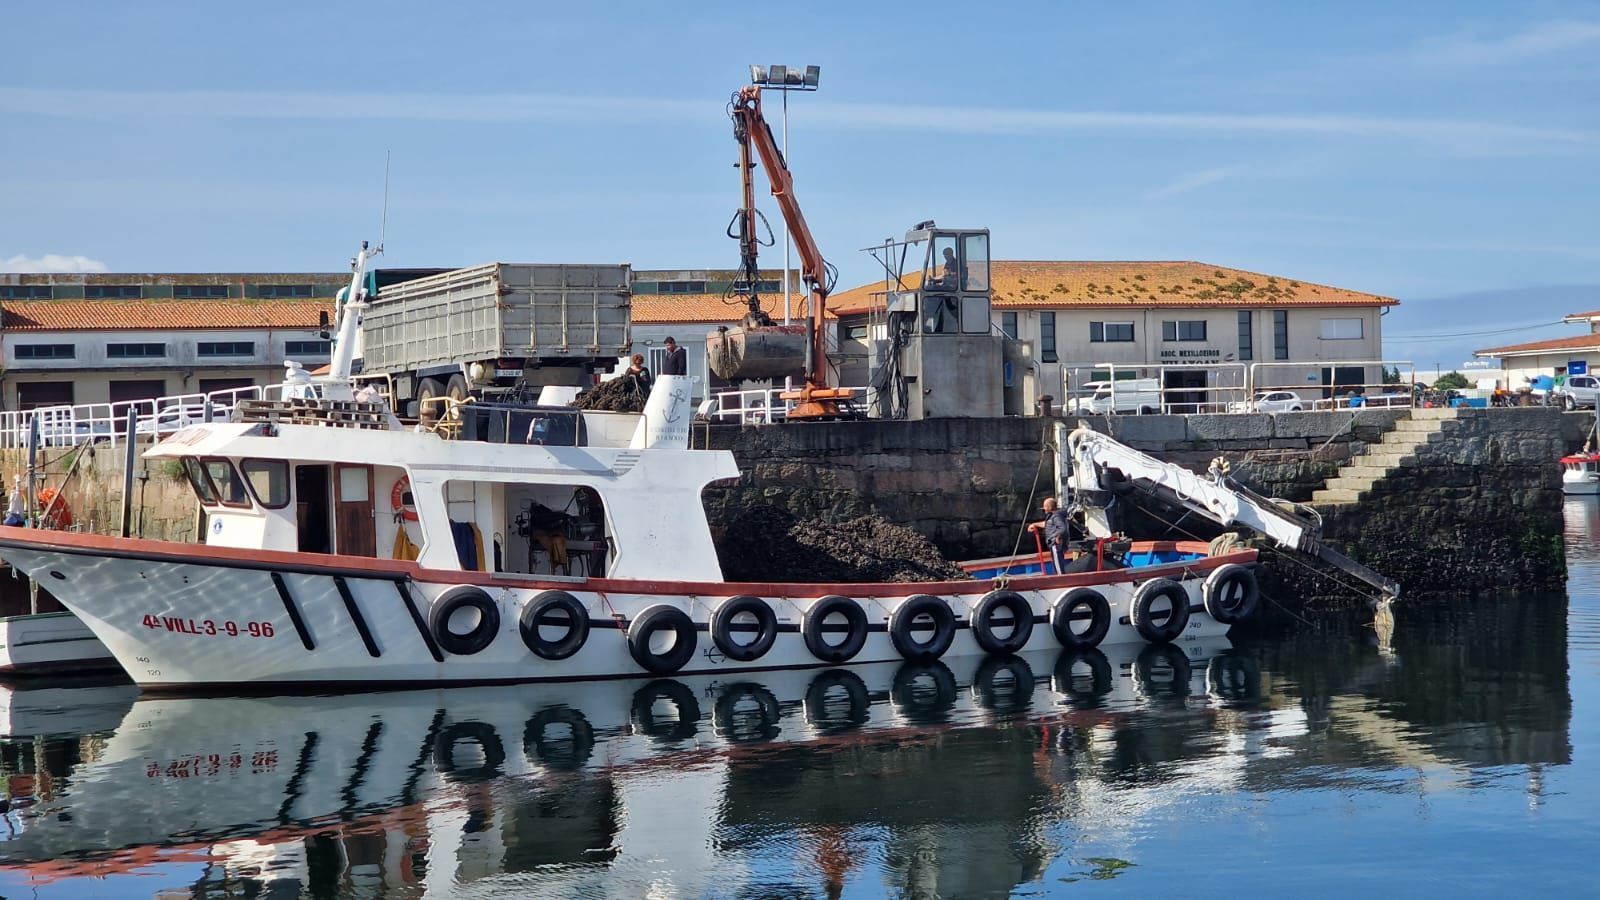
[0,526,1255,598]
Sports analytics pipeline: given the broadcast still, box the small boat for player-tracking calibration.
[1562,452,1600,495]
[0,610,115,676]
[0,245,1267,692]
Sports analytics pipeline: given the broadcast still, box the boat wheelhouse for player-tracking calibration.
[1562,453,1600,495]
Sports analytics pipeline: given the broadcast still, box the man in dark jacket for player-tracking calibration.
[1033,497,1071,574]
[660,336,688,377]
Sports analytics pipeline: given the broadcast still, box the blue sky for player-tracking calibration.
[2,1,1596,359]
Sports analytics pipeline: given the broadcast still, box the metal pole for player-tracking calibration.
[782,88,791,328]
[120,406,137,538]
[25,415,38,527]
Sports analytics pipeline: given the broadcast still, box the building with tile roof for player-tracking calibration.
[1476,307,1600,388]
[830,260,1398,406]
[0,272,344,410]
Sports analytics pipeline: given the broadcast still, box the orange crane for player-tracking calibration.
[706,84,853,420]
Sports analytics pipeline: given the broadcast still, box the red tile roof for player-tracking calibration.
[827,260,1396,315]
[1,299,332,332]
[1475,333,1600,356]
[632,292,833,324]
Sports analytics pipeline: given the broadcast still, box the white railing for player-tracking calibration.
[698,385,870,424]
[1249,361,1418,412]
[1055,360,1419,415]
[0,384,272,450]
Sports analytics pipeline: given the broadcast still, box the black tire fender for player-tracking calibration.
[519,590,589,660]
[1051,588,1111,650]
[971,590,1036,655]
[429,586,501,656]
[711,595,778,662]
[627,605,698,674]
[1131,578,1192,643]
[1202,564,1259,625]
[803,669,871,734]
[524,707,595,771]
[433,721,506,783]
[803,595,868,664]
[888,594,956,663]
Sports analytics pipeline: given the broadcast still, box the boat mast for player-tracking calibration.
[324,240,381,401]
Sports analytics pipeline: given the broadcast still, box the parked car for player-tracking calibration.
[1065,379,1162,415]
[1227,390,1304,413]
[30,417,113,446]
[136,403,231,437]
[1558,375,1600,410]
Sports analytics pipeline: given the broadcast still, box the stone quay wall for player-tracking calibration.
[0,443,197,543]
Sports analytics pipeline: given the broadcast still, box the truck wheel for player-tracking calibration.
[417,377,445,427]
[447,374,471,405]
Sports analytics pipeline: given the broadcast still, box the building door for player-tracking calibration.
[109,380,167,405]
[295,465,332,554]
[16,382,73,410]
[334,464,376,557]
[1320,366,1366,399]
[199,377,254,395]
[1162,370,1208,413]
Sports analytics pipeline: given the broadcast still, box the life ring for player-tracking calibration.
[972,654,1035,717]
[627,605,697,674]
[971,590,1035,655]
[1130,578,1191,643]
[630,678,701,742]
[803,595,868,664]
[519,590,589,660]
[711,595,777,662]
[433,721,506,783]
[1051,588,1111,650]
[803,669,870,734]
[1202,564,1259,624]
[35,488,72,529]
[890,661,958,724]
[524,707,595,770]
[429,586,500,655]
[888,594,956,663]
[390,475,418,522]
[712,682,782,743]
[1052,648,1114,709]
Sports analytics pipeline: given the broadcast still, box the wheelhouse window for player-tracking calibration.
[181,457,220,506]
[203,458,251,508]
[241,459,290,509]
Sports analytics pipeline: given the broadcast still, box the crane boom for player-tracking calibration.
[1058,422,1400,600]
[728,86,853,419]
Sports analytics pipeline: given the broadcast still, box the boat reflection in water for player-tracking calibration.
[0,601,1571,898]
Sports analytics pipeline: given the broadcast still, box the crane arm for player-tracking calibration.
[731,86,831,390]
[1059,423,1400,600]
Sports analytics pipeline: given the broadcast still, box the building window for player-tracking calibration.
[1089,321,1135,343]
[0,285,52,299]
[1161,320,1207,342]
[1040,312,1058,363]
[258,284,315,298]
[656,280,708,294]
[1319,317,1364,340]
[173,285,230,299]
[1001,312,1018,339]
[840,323,868,342]
[84,285,141,299]
[107,342,167,359]
[197,341,255,358]
[1273,310,1289,360]
[15,344,75,360]
[1237,310,1253,361]
[285,340,331,356]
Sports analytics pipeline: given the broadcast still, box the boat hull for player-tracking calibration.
[0,529,1251,690]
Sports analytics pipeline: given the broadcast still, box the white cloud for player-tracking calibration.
[1409,19,1600,67]
[1,253,109,273]
[0,86,1589,156]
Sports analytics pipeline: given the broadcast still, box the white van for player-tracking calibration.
[1066,379,1162,415]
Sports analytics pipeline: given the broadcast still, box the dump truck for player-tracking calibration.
[358,263,633,419]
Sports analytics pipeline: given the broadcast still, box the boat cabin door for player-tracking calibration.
[335,464,376,557]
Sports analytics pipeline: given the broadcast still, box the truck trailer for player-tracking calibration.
[358,263,633,419]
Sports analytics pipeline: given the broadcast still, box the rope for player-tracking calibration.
[1005,430,1055,571]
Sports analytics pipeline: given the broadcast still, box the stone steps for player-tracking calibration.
[1310,409,1464,506]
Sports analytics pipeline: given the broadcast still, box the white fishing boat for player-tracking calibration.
[1561,451,1600,495]
[0,242,1400,693]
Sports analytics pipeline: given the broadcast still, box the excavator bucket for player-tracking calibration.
[706,323,807,381]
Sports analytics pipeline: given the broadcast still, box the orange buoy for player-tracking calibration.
[36,488,72,529]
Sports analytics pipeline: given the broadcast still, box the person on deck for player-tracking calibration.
[1030,497,1071,574]
[624,354,653,397]
[660,337,688,377]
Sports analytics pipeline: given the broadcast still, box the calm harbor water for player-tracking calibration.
[1,509,1598,898]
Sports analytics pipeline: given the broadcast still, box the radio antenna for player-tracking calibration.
[377,150,391,252]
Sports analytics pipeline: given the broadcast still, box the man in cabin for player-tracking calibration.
[1030,497,1071,574]
[661,336,688,377]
